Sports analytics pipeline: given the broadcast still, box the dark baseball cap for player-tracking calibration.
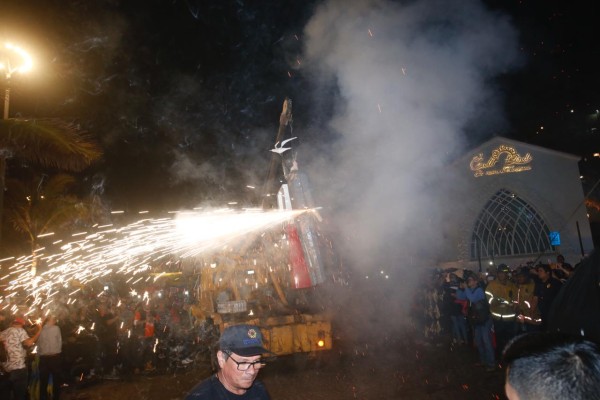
[220,324,269,356]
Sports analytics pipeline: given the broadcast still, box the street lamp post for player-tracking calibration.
[0,42,33,119]
[3,85,10,120]
[0,42,32,251]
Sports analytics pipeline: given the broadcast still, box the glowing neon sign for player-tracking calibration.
[470,145,533,178]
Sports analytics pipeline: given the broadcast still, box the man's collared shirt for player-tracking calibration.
[0,326,29,371]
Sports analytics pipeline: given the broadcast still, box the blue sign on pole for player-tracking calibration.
[549,231,561,246]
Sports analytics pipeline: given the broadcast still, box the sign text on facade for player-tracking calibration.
[469,145,533,178]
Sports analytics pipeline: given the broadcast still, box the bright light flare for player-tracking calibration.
[1,42,33,75]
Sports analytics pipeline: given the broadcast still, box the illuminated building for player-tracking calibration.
[439,136,593,269]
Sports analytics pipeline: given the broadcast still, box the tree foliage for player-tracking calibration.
[0,118,102,171]
[4,171,110,255]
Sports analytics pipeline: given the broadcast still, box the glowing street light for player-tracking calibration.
[0,42,33,120]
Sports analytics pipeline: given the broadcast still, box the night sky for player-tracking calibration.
[487,0,599,150]
[1,0,599,214]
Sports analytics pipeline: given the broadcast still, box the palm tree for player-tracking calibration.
[0,117,102,247]
[3,172,110,274]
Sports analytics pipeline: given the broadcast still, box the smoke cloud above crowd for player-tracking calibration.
[299,0,521,273]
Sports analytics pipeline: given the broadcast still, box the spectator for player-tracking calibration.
[0,317,41,400]
[552,254,573,282]
[534,264,562,329]
[154,302,170,339]
[456,273,496,372]
[142,311,156,371]
[133,303,146,338]
[486,264,518,357]
[422,271,443,341]
[37,315,63,400]
[503,332,600,400]
[446,276,468,346]
[95,303,120,379]
[0,361,8,400]
[185,324,271,399]
[514,268,541,333]
[0,311,8,330]
[556,254,573,271]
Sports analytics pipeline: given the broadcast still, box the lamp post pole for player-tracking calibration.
[1,42,33,119]
[3,85,9,120]
[0,43,32,250]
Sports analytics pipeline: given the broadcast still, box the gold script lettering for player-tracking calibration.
[469,145,533,177]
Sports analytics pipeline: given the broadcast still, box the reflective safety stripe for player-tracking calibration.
[486,291,512,305]
[491,312,516,320]
[517,314,542,323]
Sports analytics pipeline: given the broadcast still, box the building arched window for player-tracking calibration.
[470,189,552,260]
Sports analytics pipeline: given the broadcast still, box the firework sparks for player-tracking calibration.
[0,208,308,316]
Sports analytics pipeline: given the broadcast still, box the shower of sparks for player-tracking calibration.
[0,208,308,314]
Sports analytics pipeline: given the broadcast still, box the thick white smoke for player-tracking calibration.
[301,0,521,271]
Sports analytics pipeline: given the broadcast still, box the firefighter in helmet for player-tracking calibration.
[514,267,542,332]
[485,264,518,358]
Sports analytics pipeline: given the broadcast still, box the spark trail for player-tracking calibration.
[0,208,308,313]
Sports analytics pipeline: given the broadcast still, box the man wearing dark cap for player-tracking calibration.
[0,316,41,400]
[185,324,271,399]
[534,264,563,330]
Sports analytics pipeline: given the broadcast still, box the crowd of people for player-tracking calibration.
[414,254,575,372]
[0,285,218,400]
[1,251,597,399]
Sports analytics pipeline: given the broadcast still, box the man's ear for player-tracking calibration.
[217,350,226,368]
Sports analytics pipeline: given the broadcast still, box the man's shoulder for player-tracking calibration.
[471,286,484,294]
[45,325,61,335]
[1,326,27,341]
[490,279,516,288]
[550,278,563,287]
[485,280,501,290]
[184,376,270,400]
[248,380,270,396]
[1,326,17,336]
[487,279,501,286]
[185,375,219,399]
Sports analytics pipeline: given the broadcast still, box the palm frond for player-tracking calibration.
[0,118,102,171]
[4,173,98,246]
